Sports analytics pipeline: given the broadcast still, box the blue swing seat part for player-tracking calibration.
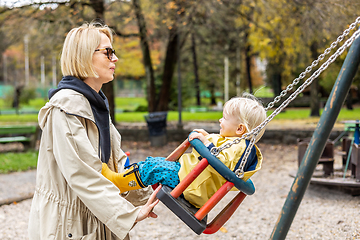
[189,136,256,195]
[156,133,256,235]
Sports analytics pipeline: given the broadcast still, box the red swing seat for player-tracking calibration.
[154,135,255,235]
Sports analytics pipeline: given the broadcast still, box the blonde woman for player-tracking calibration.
[103,95,266,208]
[28,22,159,240]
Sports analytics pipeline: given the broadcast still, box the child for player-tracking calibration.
[102,94,267,208]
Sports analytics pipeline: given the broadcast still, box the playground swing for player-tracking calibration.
[152,16,360,235]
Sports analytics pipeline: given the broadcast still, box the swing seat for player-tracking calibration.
[157,185,207,234]
[156,134,255,235]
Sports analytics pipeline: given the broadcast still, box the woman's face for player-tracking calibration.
[84,33,118,92]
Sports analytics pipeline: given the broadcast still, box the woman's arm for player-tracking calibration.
[50,108,142,239]
[135,185,160,222]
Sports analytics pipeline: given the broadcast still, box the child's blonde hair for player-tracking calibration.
[223,93,267,142]
[61,22,113,80]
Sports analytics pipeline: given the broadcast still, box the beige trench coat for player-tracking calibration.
[28,89,152,240]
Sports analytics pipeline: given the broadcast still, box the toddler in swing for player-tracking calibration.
[102,93,267,208]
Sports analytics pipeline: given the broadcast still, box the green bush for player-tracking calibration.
[20,88,37,105]
[28,98,47,110]
[135,105,148,112]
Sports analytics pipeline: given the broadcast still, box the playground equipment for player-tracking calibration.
[150,17,360,239]
[297,138,335,176]
[270,19,360,239]
[293,121,360,196]
[155,16,360,238]
[99,16,360,238]
[155,136,256,234]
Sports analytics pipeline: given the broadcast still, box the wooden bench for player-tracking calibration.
[297,138,334,176]
[0,125,39,149]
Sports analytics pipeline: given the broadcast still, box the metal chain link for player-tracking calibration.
[210,16,360,179]
[265,16,360,111]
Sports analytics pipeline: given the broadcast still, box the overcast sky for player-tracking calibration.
[0,0,64,8]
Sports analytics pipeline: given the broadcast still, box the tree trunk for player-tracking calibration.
[12,85,23,110]
[156,27,178,111]
[266,59,283,97]
[244,32,253,94]
[89,0,116,122]
[191,32,201,106]
[272,70,282,97]
[132,0,156,112]
[346,91,353,110]
[90,0,105,20]
[310,41,320,117]
[209,80,217,105]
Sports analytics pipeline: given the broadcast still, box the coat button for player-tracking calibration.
[68,233,72,238]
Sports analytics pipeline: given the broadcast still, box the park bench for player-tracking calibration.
[297,138,334,176]
[0,125,39,150]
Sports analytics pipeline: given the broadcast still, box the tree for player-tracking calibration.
[191,32,200,106]
[248,0,360,114]
[1,0,118,121]
[1,0,359,117]
[132,0,156,112]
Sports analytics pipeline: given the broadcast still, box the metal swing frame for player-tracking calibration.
[270,21,360,240]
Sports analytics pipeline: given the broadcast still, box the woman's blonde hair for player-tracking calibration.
[223,93,267,143]
[60,22,113,80]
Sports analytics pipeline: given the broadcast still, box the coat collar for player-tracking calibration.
[39,89,96,129]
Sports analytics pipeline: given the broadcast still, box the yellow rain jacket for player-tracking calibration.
[178,134,262,208]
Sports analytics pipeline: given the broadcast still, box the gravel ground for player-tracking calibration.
[0,141,359,240]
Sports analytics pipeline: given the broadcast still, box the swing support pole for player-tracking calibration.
[270,33,360,240]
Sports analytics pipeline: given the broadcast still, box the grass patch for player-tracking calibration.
[116,107,360,123]
[115,97,147,111]
[268,107,360,121]
[0,151,38,173]
[253,86,274,98]
[115,111,224,122]
[0,106,359,173]
[0,114,38,124]
[0,107,358,125]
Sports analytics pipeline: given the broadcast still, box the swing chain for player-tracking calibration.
[265,16,360,111]
[210,137,242,156]
[244,17,360,138]
[262,26,360,128]
[210,16,360,179]
[234,137,256,178]
[210,132,259,178]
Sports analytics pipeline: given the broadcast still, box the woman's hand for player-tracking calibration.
[135,185,161,222]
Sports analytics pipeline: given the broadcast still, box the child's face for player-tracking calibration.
[219,111,242,137]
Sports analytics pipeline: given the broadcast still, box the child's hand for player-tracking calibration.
[189,131,211,146]
[193,129,209,136]
[135,185,160,222]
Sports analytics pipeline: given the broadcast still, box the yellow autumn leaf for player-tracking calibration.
[220,226,228,233]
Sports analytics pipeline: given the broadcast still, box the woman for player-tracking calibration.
[28,22,159,240]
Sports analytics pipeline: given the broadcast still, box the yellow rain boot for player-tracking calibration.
[102,163,147,193]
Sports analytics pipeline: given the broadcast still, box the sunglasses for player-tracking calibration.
[95,47,116,61]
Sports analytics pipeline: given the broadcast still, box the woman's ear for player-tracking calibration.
[236,124,247,135]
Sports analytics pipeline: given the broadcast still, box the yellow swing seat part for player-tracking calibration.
[101,163,147,193]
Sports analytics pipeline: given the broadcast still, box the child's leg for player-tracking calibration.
[138,156,181,188]
[101,163,147,193]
